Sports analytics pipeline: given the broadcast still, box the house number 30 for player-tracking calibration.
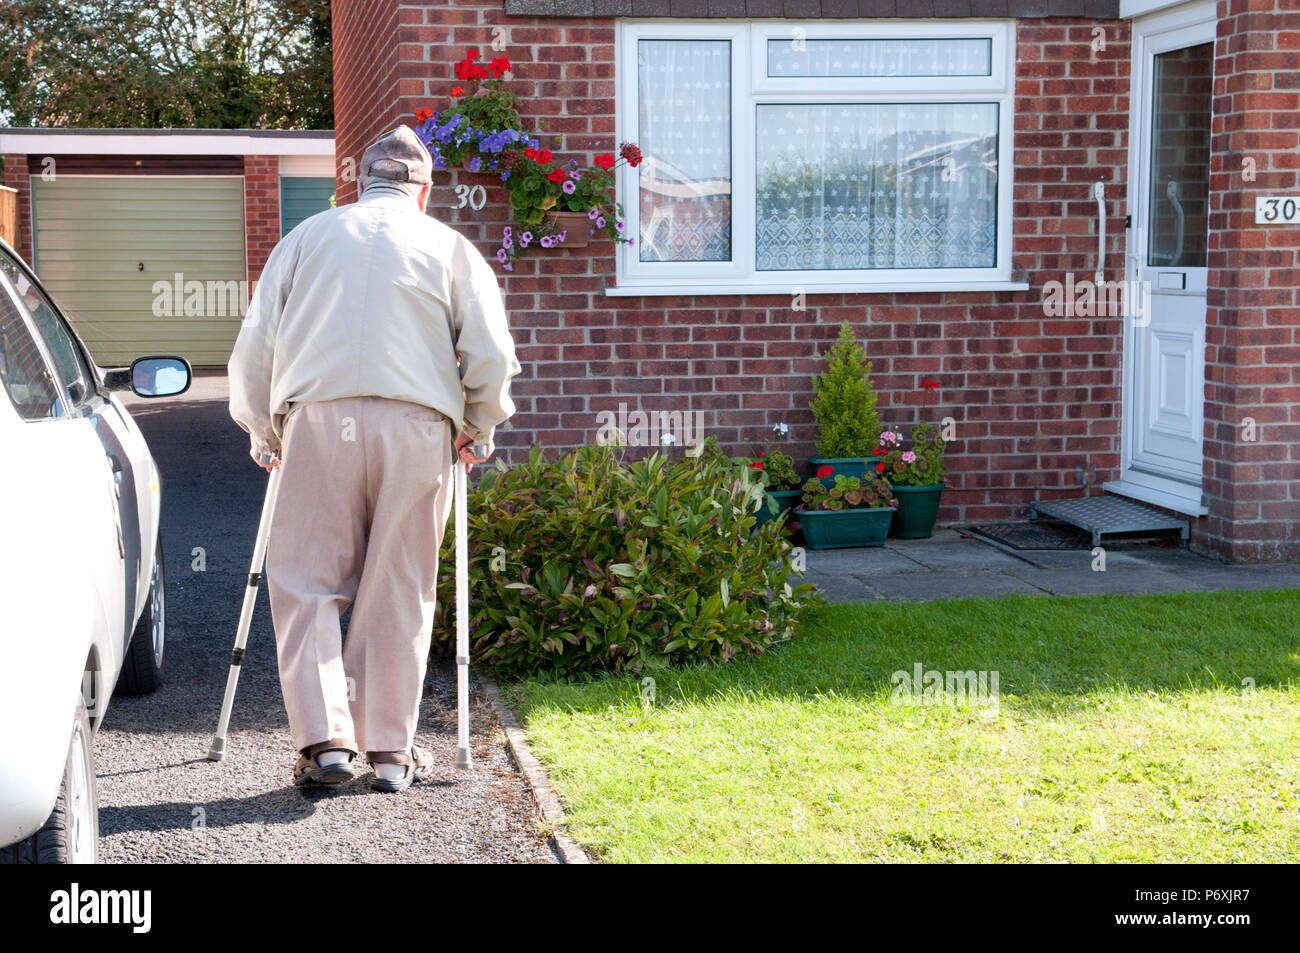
[451,184,487,211]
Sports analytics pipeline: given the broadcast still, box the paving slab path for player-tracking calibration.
[803,528,1300,604]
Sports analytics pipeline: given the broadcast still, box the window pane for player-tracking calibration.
[1147,42,1212,269]
[756,103,999,271]
[768,38,991,78]
[637,39,732,262]
[0,286,62,420]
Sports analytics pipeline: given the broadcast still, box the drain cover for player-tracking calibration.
[967,522,1093,551]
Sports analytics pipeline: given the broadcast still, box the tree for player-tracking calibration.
[0,0,332,129]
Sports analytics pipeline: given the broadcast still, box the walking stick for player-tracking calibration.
[208,452,283,761]
[453,445,486,770]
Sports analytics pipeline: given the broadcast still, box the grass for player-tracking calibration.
[502,590,1300,863]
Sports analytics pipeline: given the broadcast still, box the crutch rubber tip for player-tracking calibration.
[455,747,473,770]
[207,738,226,762]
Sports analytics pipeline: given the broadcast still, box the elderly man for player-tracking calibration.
[228,126,520,792]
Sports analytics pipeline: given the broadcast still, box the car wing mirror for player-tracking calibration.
[103,356,193,397]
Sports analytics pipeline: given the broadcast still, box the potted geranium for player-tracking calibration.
[876,420,948,539]
[808,321,882,481]
[416,50,527,174]
[748,446,802,528]
[795,467,897,550]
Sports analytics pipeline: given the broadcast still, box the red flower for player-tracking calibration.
[547,169,568,183]
[922,378,941,392]
[619,142,643,167]
[594,153,615,171]
[414,107,433,123]
[750,461,764,470]
[816,465,834,479]
[536,148,553,165]
[876,463,886,473]
[466,49,480,61]
[873,447,884,456]
[489,56,511,77]
[449,87,464,98]
[758,451,767,457]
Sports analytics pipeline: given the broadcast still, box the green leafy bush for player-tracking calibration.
[433,444,822,679]
[809,321,881,458]
[877,421,948,486]
[800,472,896,511]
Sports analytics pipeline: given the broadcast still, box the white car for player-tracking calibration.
[0,237,190,863]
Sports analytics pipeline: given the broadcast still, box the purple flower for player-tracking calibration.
[596,216,606,228]
[468,155,482,173]
[568,170,581,181]
[588,207,600,220]
[557,230,567,241]
[562,180,576,194]
[521,231,532,246]
[503,236,513,249]
[503,261,513,271]
[627,238,635,247]
[503,226,512,240]
[539,236,553,248]
[615,220,625,232]
[496,248,508,263]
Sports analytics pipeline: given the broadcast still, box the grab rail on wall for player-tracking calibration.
[1094,181,1106,286]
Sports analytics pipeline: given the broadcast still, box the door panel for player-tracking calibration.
[1119,8,1214,506]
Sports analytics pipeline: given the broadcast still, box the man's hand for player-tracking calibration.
[249,447,281,472]
[454,431,492,473]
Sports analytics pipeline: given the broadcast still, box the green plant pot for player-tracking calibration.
[796,506,896,550]
[754,488,803,528]
[808,457,871,483]
[889,484,945,539]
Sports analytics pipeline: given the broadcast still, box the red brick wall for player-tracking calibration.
[331,5,1138,530]
[243,155,281,283]
[2,153,33,265]
[333,0,404,205]
[1204,0,1300,560]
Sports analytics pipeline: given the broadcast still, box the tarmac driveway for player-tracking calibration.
[97,370,557,863]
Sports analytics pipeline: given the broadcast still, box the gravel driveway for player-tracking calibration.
[98,371,558,863]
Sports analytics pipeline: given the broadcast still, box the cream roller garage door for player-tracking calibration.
[31,176,246,367]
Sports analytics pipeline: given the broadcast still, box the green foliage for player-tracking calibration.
[809,321,881,458]
[800,472,896,511]
[877,421,948,487]
[757,447,800,490]
[433,444,822,679]
[0,1,332,129]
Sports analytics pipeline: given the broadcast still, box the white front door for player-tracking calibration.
[1110,3,1215,516]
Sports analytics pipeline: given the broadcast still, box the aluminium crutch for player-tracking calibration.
[208,452,283,761]
[453,443,487,770]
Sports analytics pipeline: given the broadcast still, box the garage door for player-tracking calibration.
[31,176,246,367]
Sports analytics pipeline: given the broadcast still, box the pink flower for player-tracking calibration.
[902,451,917,463]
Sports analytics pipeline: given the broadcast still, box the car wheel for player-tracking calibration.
[0,700,98,864]
[117,531,166,695]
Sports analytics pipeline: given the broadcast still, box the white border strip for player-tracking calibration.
[0,131,333,156]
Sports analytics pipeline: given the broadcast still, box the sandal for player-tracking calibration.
[293,738,360,786]
[367,745,434,793]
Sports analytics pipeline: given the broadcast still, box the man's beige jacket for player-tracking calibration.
[228,185,520,456]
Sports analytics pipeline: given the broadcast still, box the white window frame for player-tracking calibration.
[612,19,1023,297]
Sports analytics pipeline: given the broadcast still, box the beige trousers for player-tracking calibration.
[265,396,454,755]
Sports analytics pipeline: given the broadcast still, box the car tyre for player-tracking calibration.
[0,699,98,864]
[117,532,166,695]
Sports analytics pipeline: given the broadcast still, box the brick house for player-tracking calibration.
[332,0,1299,561]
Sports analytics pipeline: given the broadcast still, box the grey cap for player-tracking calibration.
[360,125,433,186]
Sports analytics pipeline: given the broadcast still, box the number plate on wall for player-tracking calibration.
[1254,196,1300,224]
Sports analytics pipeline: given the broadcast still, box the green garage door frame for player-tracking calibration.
[31,175,246,367]
[280,176,335,236]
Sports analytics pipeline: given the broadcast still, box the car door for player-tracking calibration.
[0,247,158,655]
[0,268,123,738]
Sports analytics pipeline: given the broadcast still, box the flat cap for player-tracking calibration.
[360,125,433,186]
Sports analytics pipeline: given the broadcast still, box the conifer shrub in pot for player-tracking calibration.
[809,321,882,481]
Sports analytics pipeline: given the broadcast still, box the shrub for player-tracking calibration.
[432,444,822,679]
[809,321,881,458]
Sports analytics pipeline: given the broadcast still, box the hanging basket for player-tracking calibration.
[546,211,593,248]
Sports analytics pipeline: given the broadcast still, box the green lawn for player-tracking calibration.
[503,590,1300,863]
